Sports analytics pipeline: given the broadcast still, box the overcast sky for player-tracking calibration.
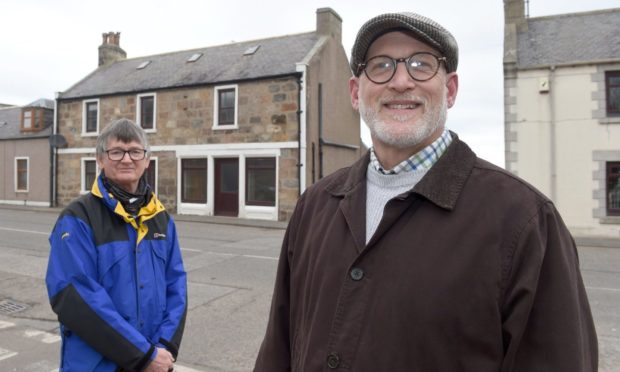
[2,0,619,166]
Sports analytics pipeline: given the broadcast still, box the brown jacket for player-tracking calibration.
[255,135,597,372]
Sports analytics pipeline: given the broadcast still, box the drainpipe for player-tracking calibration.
[295,64,308,196]
[548,66,557,202]
[311,142,316,184]
[52,92,60,208]
[318,83,324,179]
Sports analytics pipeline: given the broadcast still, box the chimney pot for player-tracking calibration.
[98,31,126,66]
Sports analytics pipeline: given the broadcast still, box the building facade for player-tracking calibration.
[55,8,361,221]
[0,99,54,207]
[504,1,620,242]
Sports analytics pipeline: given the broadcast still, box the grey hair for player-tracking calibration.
[95,118,150,157]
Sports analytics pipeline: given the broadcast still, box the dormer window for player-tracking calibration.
[21,108,43,132]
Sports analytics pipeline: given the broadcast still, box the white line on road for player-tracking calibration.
[0,320,15,329]
[0,226,278,261]
[242,254,279,261]
[586,286,620,292]
[0,226,48,235]
[180,247,202,253]
[204,251,278,261]
[24,329,61,343]
[175,365,206,372]
[0,347,18,361]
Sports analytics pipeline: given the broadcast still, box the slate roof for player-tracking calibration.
[59,32,321,100]
[517,8,620,69]
[0,104,53,140]
[24,98,54,109]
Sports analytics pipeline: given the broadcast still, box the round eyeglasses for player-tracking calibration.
[357,52,447,84]
[105,148,147,161]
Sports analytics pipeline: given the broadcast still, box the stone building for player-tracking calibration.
[504,0,620,244]
[55,8,361,221]
[0,99,54,207]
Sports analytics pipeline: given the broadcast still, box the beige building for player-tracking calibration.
[504,1,620,244]
[0,99,54,207]
[55,8,361,221]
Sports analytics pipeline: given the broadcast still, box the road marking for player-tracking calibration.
[24,329,61,343]
[204,251,278,261]
[586,286,620,292]
[180,247,202,253]
[0,226,48,235]
[241,254,278,261]
[175,365,205,372]
[0,320,15,329]
[0,347,18,361]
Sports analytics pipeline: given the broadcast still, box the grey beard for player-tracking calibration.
[360,94,447,149]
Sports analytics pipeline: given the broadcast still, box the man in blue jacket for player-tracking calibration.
[46,118,187,371]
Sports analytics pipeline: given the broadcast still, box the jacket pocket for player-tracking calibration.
[61,326,105,371]
[97,244,134,319]
[97,244,131,283]
[150,241,168,311]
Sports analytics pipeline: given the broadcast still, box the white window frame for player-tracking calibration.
[146,157,158,195]
[137,93,157,133]
[213,85,238,130]
[15,157,29,192]
[82,99,100,136]
[81,157,99,194]
[177,156,210,215]
[244,155,278,207]
[241,154,279,220]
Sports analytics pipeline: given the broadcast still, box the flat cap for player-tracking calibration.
[350,12,459,76]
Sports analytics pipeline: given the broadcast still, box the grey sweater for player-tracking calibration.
[366,163,429,243]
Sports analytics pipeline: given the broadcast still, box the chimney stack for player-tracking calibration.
[98,31,127,67]
[316,8,342,43]
[504,0,527,65]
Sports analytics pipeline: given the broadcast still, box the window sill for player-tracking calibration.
[599,117,620,125]
[600,216,620,224]
[81,132,99,137]
[212,124,239,131]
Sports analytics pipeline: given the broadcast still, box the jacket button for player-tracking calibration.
[326,352,340,369]
[350,267,364,281]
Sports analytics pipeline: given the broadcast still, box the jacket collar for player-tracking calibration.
[91,174,165,224]
[325,131,476,211]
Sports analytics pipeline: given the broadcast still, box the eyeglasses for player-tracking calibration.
[357,52,446,84]
[105,148,147,161]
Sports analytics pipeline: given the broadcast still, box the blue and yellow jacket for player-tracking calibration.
[46,174,187,371]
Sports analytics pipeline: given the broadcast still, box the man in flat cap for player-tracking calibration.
[254,12,597,372]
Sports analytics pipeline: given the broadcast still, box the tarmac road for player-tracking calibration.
[0,206,618,371]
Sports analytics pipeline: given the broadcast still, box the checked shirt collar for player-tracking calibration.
[370,129,453,175]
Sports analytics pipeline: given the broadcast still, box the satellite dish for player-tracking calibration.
[49,134,67,148]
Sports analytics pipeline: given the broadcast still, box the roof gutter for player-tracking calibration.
[56,72,305,103]
[516,58,620,71]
